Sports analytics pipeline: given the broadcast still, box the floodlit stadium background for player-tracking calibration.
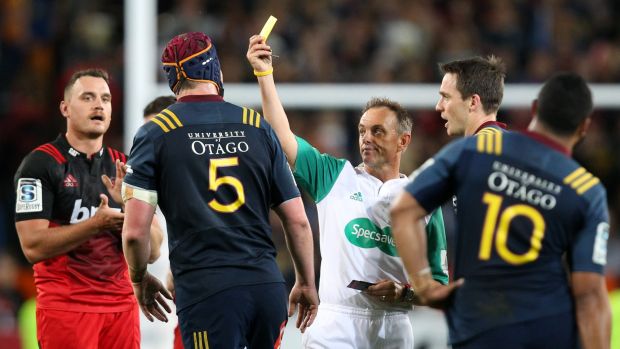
[1,1,620,348]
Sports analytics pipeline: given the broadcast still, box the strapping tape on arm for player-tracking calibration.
[122,182,158,207]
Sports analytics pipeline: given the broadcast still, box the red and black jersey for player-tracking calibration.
[14,134,135,312]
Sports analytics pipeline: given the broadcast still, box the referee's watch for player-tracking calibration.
[401,283,415,303]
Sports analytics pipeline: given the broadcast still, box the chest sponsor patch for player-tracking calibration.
[16,178,43,213]
[344,218,397,256]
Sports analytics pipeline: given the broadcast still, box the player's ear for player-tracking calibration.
[59,100,69,118]
[531,99,538,117]
[469,94,481,113]
[577,116,591,139]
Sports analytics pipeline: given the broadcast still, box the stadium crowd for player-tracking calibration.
[0,0,619,347]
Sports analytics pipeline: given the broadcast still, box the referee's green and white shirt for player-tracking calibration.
[294,137,449,310]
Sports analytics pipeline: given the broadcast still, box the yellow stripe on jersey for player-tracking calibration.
[203,331,210,349]
[151,117,170,132]
[477,133,486,153]
[242,107,261,128]
[571,172,592,188]
[162,109,183,127]
[564,167,586,184]
[493,130,502,155]
[564,167,600,195]
[156,113,177,130]
[486,131,494,153]
[475,128,502,155]
[577,177,600,195]
[194,331,210,349]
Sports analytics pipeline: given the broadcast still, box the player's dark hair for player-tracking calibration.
[64,69,110,97]
[362,97,412,135]
[439,55,506,114]
[537,72,592,136]
[143,96,177,117]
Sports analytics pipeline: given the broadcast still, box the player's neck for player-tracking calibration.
[528,120,575,152]
[65,131,104,158]
[177,83,219,98]
[466,113,497,136]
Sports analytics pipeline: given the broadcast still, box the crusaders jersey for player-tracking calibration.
[14,134,135,312]
[405,130,609,343]
[124,95,300,311]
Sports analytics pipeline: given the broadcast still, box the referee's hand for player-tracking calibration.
[247,35,273,74]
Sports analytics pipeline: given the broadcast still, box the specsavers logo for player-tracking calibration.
[345,218,398,256]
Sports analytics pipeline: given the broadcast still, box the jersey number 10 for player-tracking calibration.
[208,157,245,213]
[479,192,546,265]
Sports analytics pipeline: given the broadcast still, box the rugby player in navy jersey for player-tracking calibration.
[436,56,508,137]
[392,72,611,349]
[14,69,163,349]
[122,32,318,349]
[436,56,507,214]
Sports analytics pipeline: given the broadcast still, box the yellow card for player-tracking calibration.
[259,15,278,42]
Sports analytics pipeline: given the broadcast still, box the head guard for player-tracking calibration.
[161,32,223,96]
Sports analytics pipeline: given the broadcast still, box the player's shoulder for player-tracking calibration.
[104,145,127,163]
[560,161,606,199]
[15,140,65,181]
[28,140,68,166]
[143,106,186,136]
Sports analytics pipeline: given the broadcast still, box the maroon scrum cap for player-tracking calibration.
[161,32,223,95]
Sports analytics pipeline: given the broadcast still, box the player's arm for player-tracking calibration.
[571,272,610,349]
[273,197,318,332]
[102,159,162,263]
[122,191,172,322]
[366,209,447,305]
[247,35,298,167]
[391,192,462,308]
[122,196,155,282]
[148,215,163,263]
[16,195,123,264]
[570,192,611,349]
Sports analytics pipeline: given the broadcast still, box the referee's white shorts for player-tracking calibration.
[301,303,413,349]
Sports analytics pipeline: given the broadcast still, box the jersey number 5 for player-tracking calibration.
[208,157,245,213]
[479,192,546,265]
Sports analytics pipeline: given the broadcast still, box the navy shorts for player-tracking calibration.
[178,282,288,349]
[453,311,577,349]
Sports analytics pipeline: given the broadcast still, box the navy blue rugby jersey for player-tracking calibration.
[124,95,300,310]
[14,134,133,311]
[405,130,609,344]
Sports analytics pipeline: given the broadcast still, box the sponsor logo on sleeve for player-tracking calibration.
[593,222,609,265]
[16,178,43,213]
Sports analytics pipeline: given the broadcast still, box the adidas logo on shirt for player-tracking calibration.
[349,192,363,202]
[63,174,79,188]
